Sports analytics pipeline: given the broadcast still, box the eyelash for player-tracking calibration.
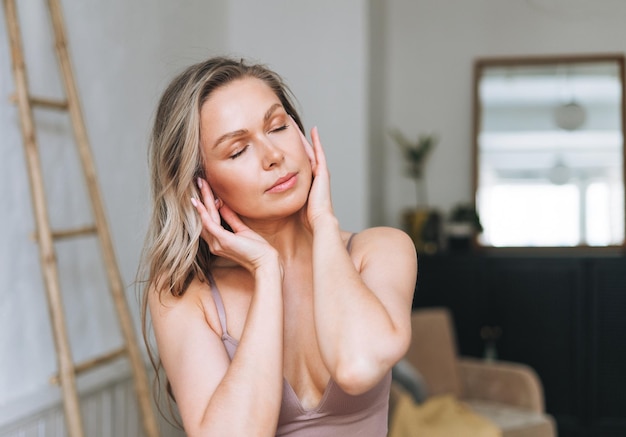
[271,124,289,133]
[228,124,289,160]
[230,145,248,160]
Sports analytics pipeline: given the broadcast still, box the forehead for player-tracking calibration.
[199,77,283,147]
[201,77,280,119]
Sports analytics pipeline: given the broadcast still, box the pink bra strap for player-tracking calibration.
[346,233,357,253]
[207,272,229,336]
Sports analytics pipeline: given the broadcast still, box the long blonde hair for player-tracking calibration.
[139,56,304,414]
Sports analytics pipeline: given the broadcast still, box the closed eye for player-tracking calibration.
[270,124,289,134]
[229,145,249,159]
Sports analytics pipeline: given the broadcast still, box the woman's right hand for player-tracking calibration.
[192,178,281,274]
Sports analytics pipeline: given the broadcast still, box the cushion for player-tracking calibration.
[389,393,501,437]
[465,400,556,437]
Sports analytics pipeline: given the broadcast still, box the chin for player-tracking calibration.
[270,196,308,220]
[237,195,307,222]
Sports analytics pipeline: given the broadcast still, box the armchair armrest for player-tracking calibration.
[458,357,545,412]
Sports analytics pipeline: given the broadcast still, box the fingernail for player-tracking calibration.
[197,178,203,189]
[214,198,222,209]
[191,198,199,208]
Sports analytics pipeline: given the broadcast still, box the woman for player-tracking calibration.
[142,56,417,436]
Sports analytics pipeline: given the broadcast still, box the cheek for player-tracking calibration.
[298,147,314,182]
[285,132,312,169]
[204,166,235,197]
[205,167,254,206]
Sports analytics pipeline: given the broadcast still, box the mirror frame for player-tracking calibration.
[472,53,626,252]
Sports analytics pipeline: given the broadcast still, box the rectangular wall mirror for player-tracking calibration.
[473,54,625,248]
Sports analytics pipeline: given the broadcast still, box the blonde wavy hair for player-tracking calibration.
[139,56,304,415]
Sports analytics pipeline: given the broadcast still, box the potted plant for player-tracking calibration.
[446,203,483,251]
[388,128,437,207]
[389,128,440,253]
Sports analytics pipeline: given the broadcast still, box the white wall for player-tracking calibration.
[226,0,370,232]
[382,0,626,227]
[0,0,227,420]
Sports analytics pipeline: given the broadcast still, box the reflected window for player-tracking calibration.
[475,56,625,247]
[479,183,579,247]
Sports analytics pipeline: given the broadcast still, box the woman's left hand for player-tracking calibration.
[298,126,336,229]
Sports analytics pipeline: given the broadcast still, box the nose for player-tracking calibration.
[260,137,284,170]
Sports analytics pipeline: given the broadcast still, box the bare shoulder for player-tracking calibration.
[349,227,417,262]
[348,227,417,311]
[147,276,222,336]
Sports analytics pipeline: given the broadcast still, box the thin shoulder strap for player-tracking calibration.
[207,271,229,336]
[346,232,357,253]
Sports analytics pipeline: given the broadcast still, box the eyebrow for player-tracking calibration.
[212,103,284,150]
[264,103,283,122]
[212,129,247,150]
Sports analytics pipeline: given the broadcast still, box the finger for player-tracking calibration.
[196,177,221,223]
[310,126,328,174]
[191,196,226,237]
[218,203,250,234]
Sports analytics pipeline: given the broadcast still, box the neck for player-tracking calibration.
[241,212,312,262]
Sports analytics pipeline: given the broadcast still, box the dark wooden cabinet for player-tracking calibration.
[413,253,626,437]
[589,259,626,436]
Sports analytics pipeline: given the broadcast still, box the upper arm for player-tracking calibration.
[148,283,231,431]
[353,227,417,352]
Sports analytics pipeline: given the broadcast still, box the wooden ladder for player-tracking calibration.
[2,1,160,436]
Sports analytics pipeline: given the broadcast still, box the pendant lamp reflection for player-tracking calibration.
[548,158,572,185]
[554,101,586,131]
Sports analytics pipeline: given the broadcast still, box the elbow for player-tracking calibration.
[334,341,410,395]
[334,357,386,396]
[185,424,205,437]
[185,419,217,437]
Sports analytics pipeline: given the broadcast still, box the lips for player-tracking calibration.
[266,172,298,193]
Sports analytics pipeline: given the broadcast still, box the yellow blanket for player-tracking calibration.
[389,393,501,437]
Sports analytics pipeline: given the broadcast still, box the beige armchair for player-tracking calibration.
[392,307,556,437]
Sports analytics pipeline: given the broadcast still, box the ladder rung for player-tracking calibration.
[52,225,98,239]
[50,347,127,385]
[31,225,98,241]
[9,93,69,110]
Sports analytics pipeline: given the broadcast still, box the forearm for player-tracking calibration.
[193,264,284,436]
[311,216,404,393]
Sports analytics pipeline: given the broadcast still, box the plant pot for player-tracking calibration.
[402,208,441,254]
[446,222,476,251]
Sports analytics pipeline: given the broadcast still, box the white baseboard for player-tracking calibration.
[0,359,184,437]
